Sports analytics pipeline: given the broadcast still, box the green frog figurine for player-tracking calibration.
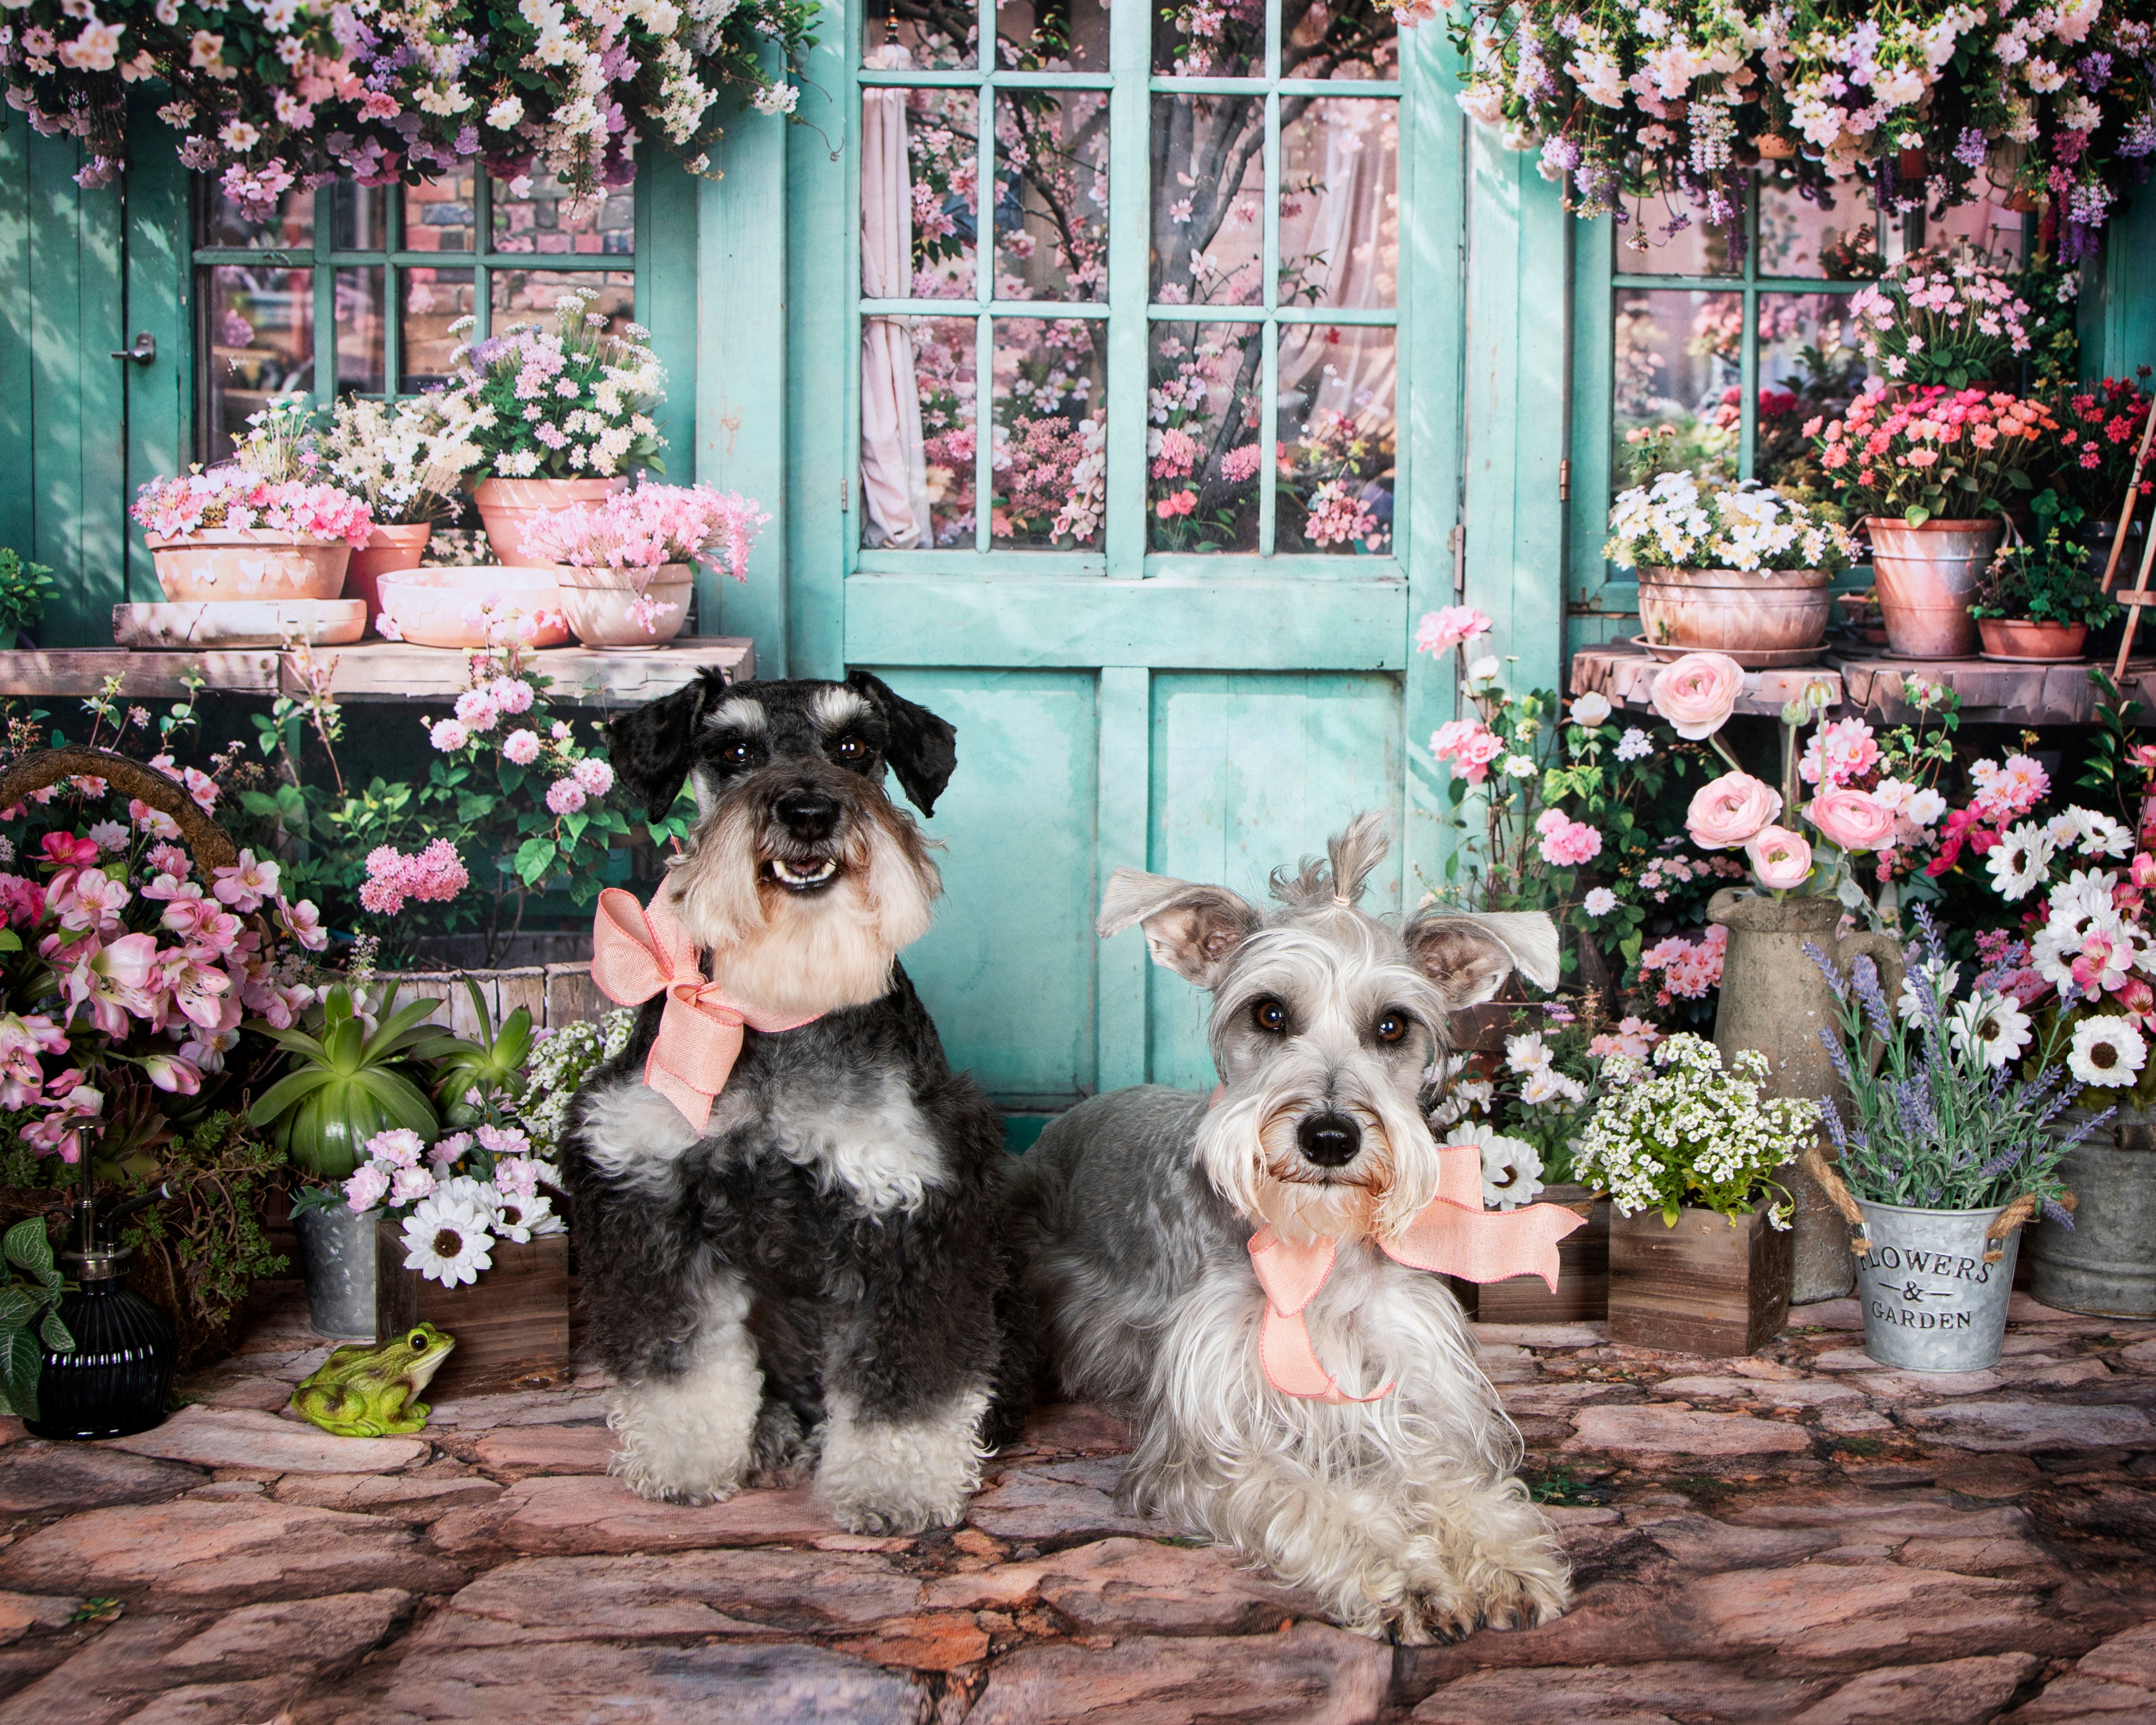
[291,1324,456,1437]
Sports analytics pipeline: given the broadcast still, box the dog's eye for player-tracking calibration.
[719,741,755,766]
[832,735,869,763]
[1375,1012,1409,1044]
[1252,998,1288,1035]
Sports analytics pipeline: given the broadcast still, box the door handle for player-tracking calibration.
[110,333,157,365]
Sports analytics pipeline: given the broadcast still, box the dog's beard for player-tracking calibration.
[662,790,941,1020]
[1198,1082,1443,1247]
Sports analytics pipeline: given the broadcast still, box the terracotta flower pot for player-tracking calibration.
[1608,1203,1792,1357]
[554,562,694,649]
[1865,517,2003,660]
[375,566,570,650]
[346,522,433,626]
[145,531,352,603]
[1708,889,1906,1304]
[1637,566,1831,655]
[472,476,629,567]
[1975,618,2088,662]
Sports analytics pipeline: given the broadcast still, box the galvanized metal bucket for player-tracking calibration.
[1865,517,2003,661]
[296,1205,379,1341]
[1854,1198,2017,1372]
[2030,1111,2156,1317]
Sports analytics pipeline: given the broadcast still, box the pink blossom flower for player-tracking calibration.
[1799,717,1882,789]
[1154,489,1196,519]
[1537,818,1603,867]
[278,897,329,952]
[1415,606,1494,657]
[24,1082,103,1164]
[571,758,614,798]
[494,1154,542,1198]
[389,1165,437,1204]
[491,677,536,715]
[1744,825,1814,891]
[137,1052,203,1095]
[368,1128,425,1169]
[503,729,542,766]
[546,779,586,816]
[148,844,192,879]
[212,848,279,912]
[454,689,501,732]
[86,821,128,853]
[128,799,181,839]
[1687,772,1783,850]
[1649,654,1744,740]
[344,1164,392,1212]
[0,1012,67,1109]
[429,719,470,753]
[551,722,572,741]
[1221,444,1263,484]
[180,767,220,812]
[1807,788,1898,853]
[40,833,99,869]
[1969,754,2050,823]
[476,1122,531,1156]
[430,1131,474,1169]
[158,953,234,1030]
[359,839,470,917]
[53,868,132,937]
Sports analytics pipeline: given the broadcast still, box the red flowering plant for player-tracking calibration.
[1810,381,2061,528]
[0,708,327,1184]
[2038,374,2155,521]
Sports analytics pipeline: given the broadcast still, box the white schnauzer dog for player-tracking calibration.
[564,669,1031,1534]
[1013,814,1575,1641]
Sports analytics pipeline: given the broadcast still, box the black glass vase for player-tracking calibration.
[22,1249,176,1442]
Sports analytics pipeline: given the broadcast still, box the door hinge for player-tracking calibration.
[1449,523,1466,599]
[840,479,849,512]
[1558,458,1572,504]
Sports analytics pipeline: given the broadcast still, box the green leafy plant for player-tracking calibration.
[120,1113,290,1366]
[1970,495,2122,629]
[0,549,54,639]
[415,979,535,1129]
[0,1217,72,1419]
[248,986,442,1180]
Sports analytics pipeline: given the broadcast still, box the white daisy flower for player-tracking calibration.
[488,1190,558,1244]
[2051,869,2119,929]
[402,1195,495,1287]
[1521,1067,1587,1108]
[1986,822,2055,901]
[1447,1125,1545,1211]
[2064,808,2134,859]
[2068,1015,2148,1089]
[1505,1031,1553,1076]
[1949,991,2032,1070]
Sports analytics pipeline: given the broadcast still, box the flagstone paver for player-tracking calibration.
[0,1288,2148,1723]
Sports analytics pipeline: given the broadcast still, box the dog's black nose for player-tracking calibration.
[1296,1113,1361,1168]
[774,787,839,840]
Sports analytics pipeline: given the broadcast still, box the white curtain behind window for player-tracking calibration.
[860,41,932,549]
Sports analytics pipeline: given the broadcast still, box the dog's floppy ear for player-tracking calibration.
[1403,910,1561,1009]
[1098,868,1262,990]
[846,669,958,817]
[607,675,716,822]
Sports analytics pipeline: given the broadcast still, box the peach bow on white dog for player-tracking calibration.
[1247,1141,1585,1404]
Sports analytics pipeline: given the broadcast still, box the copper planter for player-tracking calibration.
[1637,565,1832,655]
[1865,517,2003,660]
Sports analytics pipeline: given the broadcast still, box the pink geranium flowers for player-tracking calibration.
[359,839,470,916]
[130,469,374,547]
[520,481,770,582]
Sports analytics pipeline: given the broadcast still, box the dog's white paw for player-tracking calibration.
[814,1385,988,1538]
[605,1369,757,1508]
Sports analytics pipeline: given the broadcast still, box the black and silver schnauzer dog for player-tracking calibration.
[564,669,1031,1533]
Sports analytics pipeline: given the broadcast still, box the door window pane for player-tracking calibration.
[993,0,1108,70]
[863,314,979,551]
[1612,289,1742,489]
[867,2,977,70]
[492,171,635,256]
[405,268,476,393]
[333,181,388,252]
[864,87,979,300]
[1279,96,1397,310]
[1277,325,1394,554]
[407,168,477,254]
[202,265,313,462]
[489,270,635,332]
[993,90,1108,302]
[202,185,312,249]
[335,267,386,395]
[1617,189,1738,275]
[1154,0,1263,77]
[993,318,1106,548]
[1151,93,1265,308]
[1753,293,1867,496]
[1149,322,1262,553]
[1758,177,1879,280]
[1285,1,1398,80]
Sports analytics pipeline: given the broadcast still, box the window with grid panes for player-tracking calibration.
[1605,174,2026,509]
[192,170,638,462]
[855,1,1403,567]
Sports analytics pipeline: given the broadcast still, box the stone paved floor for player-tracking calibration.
[0,1289,2153,1723]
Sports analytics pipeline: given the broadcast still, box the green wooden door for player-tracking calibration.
[762,2,1466,1121]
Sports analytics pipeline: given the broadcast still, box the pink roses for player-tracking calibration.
[1744,827,1814,891]
[1535,809,1602,867]
[1807,788,1897,854]
[1686,772,1783,850]
[1649,653,1744,741]
[1430,720,1504,785]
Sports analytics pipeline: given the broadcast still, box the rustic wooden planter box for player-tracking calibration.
[1450,1186,1609,1324]
[375,1220,571,1398]
[1606,1203,1790,1357]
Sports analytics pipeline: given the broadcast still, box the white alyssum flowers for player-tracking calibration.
[1605,472,1853,575]
[1573,1034,1814,1226]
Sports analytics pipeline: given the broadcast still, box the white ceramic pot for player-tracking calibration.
[555,563,693,648]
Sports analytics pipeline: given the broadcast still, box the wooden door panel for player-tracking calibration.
[868,666,1101,1109]
[1144,671,1405,1093]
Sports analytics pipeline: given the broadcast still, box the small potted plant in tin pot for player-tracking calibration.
[1807,908,2086,1374]
[1968,494,2120,663]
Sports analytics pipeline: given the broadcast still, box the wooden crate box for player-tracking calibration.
[375,1221,571,1398]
